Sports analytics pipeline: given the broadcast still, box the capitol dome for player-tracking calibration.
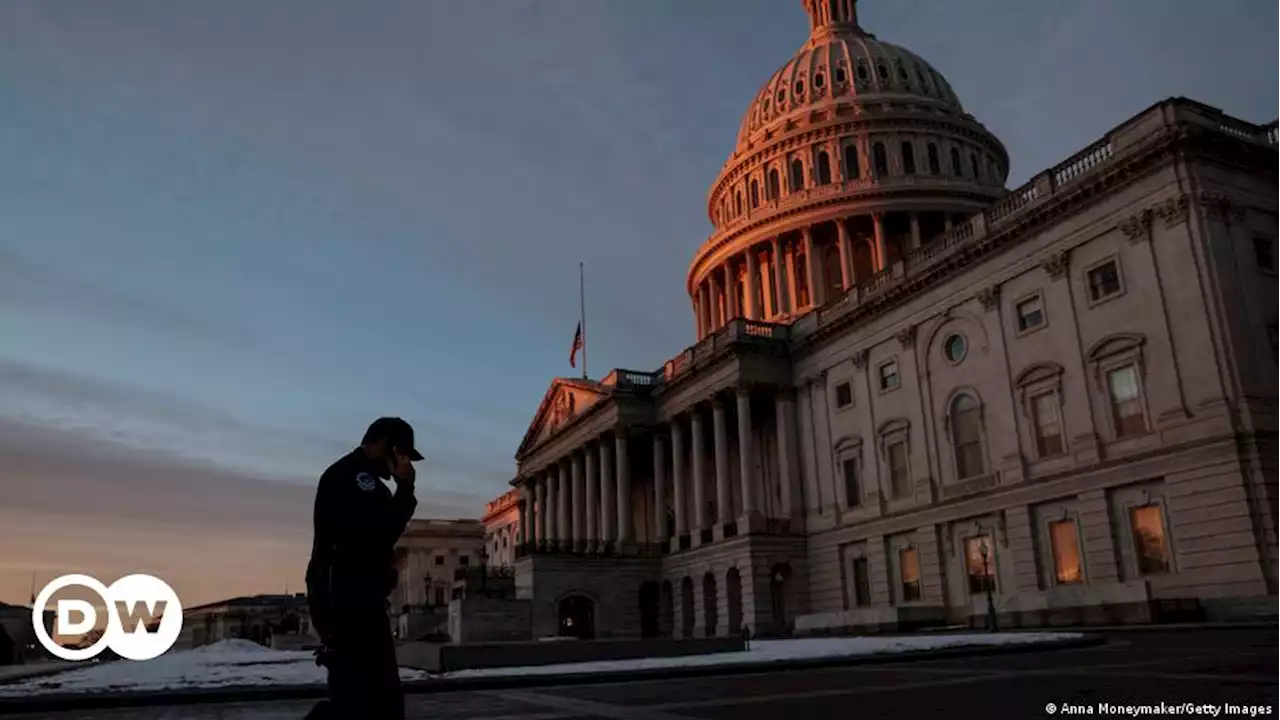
[688,0,1010,340]
[736,4,964,153]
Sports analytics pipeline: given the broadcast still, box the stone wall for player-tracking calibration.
[516,555,661,639]
[448,597,532,643]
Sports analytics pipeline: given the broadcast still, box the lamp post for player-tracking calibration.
[479,546,489,596]
[978,537,998,632]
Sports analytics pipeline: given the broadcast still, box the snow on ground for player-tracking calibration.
[0,639,424,696]
[440,632,1084,679]
[0,632,1081,696]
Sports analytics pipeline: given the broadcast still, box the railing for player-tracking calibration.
[1051,138,1114,188]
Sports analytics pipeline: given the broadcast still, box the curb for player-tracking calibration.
[0,636,1102,714]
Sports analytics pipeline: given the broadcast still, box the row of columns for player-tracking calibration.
[694,211,951,339]
[516,388,801,554]
[518,433,632,552]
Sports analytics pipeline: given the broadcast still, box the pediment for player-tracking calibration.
[517,378,605,458]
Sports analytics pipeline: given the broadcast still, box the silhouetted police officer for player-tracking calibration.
[305,417,421,720]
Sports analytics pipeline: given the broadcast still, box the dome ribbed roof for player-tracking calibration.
[736,1,964,153]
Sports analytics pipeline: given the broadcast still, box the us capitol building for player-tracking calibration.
[502,0,1278,639]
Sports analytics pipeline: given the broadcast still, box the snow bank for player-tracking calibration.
[0,642,424,697]
[0,632,1081,696]
[441,632,1084,679]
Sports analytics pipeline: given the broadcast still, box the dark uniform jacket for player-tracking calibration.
[305,448,417,644]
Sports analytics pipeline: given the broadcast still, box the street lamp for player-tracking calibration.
[978,537,998,632]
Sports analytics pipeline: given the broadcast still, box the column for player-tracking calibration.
[744,249,759,320]
[771,238,785,316]
[836,218,853,290]
[909,212,921,251]
[785,240,799,313]
[775,392,801,522]
[691,408,708,533]
[518,487,530,546]
[556,462,569,550]
[615,432,633,545]
[693,298,702,340]
[725,262,739,320]
[712,398,731,524]
[653,434,668,543]
[698,282,710,335]
[571,451,585,552]
[671,416,688,537]
[546,470,558,549]
[736,388,756,517]
[600,438,615,544]
[873,212,887,271]
[802,226,821,307]
[760,253,775,318]
[535,476,546,547]
[585,443,599,549]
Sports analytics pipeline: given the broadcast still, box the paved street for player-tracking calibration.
[5,628,1275,719]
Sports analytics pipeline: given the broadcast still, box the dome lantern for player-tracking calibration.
[802,0,862,40]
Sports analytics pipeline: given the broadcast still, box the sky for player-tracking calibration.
[1,0,1275,607]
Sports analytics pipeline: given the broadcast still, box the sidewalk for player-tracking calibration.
[0,634,1101,715]
[0,663,76,686]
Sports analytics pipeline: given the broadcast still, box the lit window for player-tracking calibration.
[964,535,995,594]
[950,394,984,480]
[1107,365,1145,437]
[899,548,921,601]
[1253,237,1275,271]
[851,558,871,607]
[1031,392,1065,458]
[835,381,852,408]
[1049,520,1083,584]
[1016,295,1045,332]
[1087,260,1122,302]
[1130,505,1170,575]
[842,457,861,508]
[887,441,910,498]
[878,360,900,391]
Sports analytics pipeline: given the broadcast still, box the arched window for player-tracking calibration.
[816,151,832,185]
[749,179,760,208]
[901,142,916,175]
[843,144,860,180]
[734,191,742,216]
[873,142,888,177]
[970,153,980,181]
[950,147,962,177]
[790,158,805,191]
[951,394,984,480]
[926,143,940,175]
[989,159,999,185]
[767,168,781,200]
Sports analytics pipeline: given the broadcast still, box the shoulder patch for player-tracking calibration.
[355,472,377,492]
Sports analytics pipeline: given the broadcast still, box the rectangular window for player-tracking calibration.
[1107,365,1145,437]
[888,441,910,498]
[842,457,861,508]
[434,586,445,606]
[1049,520,1083,584]
[879,360,900,391]
[852,558,871,608]
[434,556,444,566]
[1031,392,1065,458]
[1253,237,1275,271]
[459,555,470,566]
[1016,295,1045,332]
[835,381,853,408]
[1087,260,1122,302]
[1130,505,1171,575]
[899,548,921,602]
[964,535,995,594]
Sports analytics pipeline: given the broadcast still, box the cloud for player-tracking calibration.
[0,417,489,606]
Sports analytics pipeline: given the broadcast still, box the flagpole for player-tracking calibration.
[579,262,588,380]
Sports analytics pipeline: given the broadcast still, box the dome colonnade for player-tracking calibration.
[688,0,1008,339]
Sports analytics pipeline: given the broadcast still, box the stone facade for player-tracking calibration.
[482,489,521,568]
[508,1,1278,640]
[392,518,485,640]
